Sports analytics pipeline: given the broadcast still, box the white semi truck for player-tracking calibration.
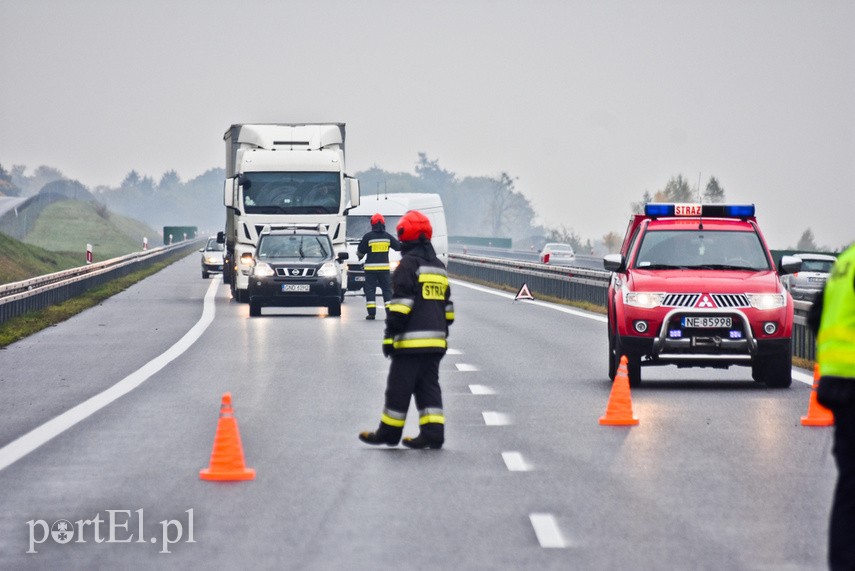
[221,123,360,302]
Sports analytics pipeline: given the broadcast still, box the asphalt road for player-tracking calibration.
[0,253,836,569]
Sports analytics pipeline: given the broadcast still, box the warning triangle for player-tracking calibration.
[515,283,534,301]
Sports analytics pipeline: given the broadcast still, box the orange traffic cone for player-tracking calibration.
[599,356,639,426]
[801,364,834,427]
[200,393,256,481]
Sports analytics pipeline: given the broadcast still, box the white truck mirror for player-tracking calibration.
[223,178,235,208]
[348,178,360,208]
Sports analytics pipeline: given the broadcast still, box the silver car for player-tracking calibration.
[781,253,836,301]
[540,243,576,266]
[200,237,225,279]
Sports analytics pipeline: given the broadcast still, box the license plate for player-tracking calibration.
[808,277,825,283]
[354,276,365,282]
[282,284,310,292]
[682,316,732,328]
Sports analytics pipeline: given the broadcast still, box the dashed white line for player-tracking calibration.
[469,384,496,395]
[529,513,567,548]
[502,451,531,471]
[446,348,463,355]
[482,411,512,426]
[456,363,479,372]
[0,279,220,473]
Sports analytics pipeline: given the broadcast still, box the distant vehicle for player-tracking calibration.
[345,193,448,291]
[781,253,837,301]
[247,226,349,317]
[540,243,576,265]
[200,237,225,279]
[604,203,802,388]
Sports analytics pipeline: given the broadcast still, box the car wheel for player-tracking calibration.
[328,301,342,317]
[249,303,261,317]
[202,270,209,279]
[613,336,642,387]
[753,347,792,388]
[607,317,617,381]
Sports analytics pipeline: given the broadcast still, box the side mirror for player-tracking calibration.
[337,251,350,262]
[778,255,802,275]
[223,178,234,208]
[603,253,625,272]
[347,177,360,209]
[216,231,225,244]
[199,248,204,252]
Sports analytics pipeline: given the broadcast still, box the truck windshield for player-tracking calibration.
[633,229,771,271]
[257,235,332,260]
[242,172,341,214]
[345,215,403,241]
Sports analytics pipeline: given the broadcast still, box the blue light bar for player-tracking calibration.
[644,203,756,218]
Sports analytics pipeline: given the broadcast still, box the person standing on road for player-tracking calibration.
[359,210,454,449]
[807,242,855,570]
[357,213,400,320]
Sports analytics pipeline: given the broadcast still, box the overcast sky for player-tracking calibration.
[1,0,852,249]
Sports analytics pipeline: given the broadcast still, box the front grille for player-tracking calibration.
[662,293,749,308]
[276,267,316,277]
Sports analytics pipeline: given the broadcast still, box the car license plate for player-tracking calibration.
[808,277,825,283]
[682,316,731,328]
[354,276,365,282]
[282,284,310,292]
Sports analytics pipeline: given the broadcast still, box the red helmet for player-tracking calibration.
[396,210,432,242]
[370,213,385,225]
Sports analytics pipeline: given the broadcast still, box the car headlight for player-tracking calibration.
[252,262,275,277]
[624,291,665,308]
[239,253,254,267]
[205,256,220,264]
[747,293,786,310]
[317,262,338,277]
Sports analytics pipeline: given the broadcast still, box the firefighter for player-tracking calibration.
[357,213,401,320]
[359,210,454,449]
[808,242,855,570]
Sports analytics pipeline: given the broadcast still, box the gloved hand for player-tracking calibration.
[382,339,394,358]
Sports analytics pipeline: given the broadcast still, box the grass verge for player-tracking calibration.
[0,252,187,348]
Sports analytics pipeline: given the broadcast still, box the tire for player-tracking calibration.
[328,301,342,317]
[202,270,209,279]
[249,303,261,317]
[614,335,642,387]
[753,346,792,388]
[235,288,248,303]
[608,331,617,381]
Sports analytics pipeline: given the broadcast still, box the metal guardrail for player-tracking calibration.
[0,240,202,325]
[448,253,816,362]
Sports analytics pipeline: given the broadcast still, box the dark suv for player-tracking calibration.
[248,227,348,317]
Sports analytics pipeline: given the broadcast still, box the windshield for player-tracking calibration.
[205,239,224,251]
[346,215,402,241]
[801,259,834,273]
[257,234,332,260]
[242,172,341,214]
[633,229,771,270]
[547,244,574,252]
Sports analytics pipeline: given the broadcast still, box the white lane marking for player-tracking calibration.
[456,363,479,372]
[0,279,220,472]
[502,451,531,471]
[446,348,463,355]
[452,279,814,383]
[469,384,496,395]
[451,279,607,323]
[530,513,567,548]
[482,411,512,426]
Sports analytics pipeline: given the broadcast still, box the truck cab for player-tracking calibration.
[605,203,802,387]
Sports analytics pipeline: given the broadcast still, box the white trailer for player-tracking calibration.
[221,123,360,302]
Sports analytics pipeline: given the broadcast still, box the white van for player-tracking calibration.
[345,193,448,291]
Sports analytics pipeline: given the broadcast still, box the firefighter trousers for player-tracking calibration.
[376,353,445,443]
[364,271,392,317]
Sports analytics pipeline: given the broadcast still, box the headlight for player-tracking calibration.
[624,291,665,308]
[205,256,220,264]
[389,260,400,272]
[317,262,338,277]
[253,262,275,277]
[239,253,254,267]
[747,293,786,310]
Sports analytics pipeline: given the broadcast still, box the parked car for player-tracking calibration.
[200,237,225,279]
[247,226,348,317]
[781,253,837,301]
[540,243,576,265]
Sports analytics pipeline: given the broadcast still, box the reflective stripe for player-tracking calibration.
[418,273,449,286]
[381,408,407,427]
[394,338,447,350]
[366,302,377,309]
[388,302,413,315]
[364,263,390,271]
[419,415,445,425]
[383,337,393,345]
[389,297,414,309]
[446,311,455,320]
[417,266,448,278]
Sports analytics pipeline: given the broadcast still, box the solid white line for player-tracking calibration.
[529,513,567,548]
[502,451,530,471]
[469,384,496,395]
[482,411,512,426]
[452,279,814,383]
[0,279,220,472]
[456,363,479,372]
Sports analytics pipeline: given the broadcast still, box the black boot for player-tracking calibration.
[358,430,399,446]
[402,435,443,450]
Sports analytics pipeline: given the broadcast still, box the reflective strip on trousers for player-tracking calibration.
[419,408,445,425]
[381,408,407,427]
[393,330,447,350]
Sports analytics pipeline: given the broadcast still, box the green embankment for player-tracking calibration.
[0,233,83,284]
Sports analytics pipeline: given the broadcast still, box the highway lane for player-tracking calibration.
[0,253,837,569]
